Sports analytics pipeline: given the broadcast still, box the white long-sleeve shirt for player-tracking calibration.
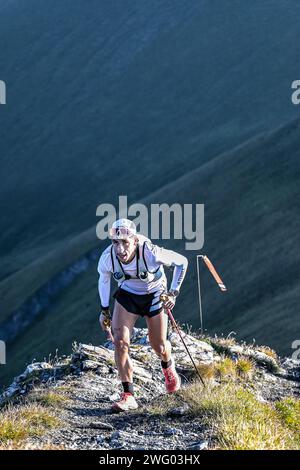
[97,235,188,308]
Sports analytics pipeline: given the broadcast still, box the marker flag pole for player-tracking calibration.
[196,255,204,334]
[196,254,227,332]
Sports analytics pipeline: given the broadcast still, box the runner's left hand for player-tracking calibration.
[161,291,176,310]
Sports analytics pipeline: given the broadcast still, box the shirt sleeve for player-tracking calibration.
[145,242,188,292]
[97,252,111,309]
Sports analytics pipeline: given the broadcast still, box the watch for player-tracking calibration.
[169,289,179,297]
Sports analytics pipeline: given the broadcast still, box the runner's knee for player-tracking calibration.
[114,336,130,354]
[151,340,167,356]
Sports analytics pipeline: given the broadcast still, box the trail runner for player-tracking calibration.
[98,218,188,411]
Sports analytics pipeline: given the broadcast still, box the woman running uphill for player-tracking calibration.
[98,218,188,412]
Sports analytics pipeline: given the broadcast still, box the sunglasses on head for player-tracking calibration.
[109,227,135,239]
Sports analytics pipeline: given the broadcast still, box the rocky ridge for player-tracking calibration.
[1,328,299,450]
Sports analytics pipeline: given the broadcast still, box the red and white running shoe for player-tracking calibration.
[162,359,181,393]
[111,392,138,412]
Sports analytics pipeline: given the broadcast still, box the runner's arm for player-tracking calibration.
[97,255,111,309]
[147,243,188,293]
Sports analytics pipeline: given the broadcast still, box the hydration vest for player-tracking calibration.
[110,242,163,284]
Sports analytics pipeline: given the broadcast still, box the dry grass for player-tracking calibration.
[275,397,300,435]
[208,337,280,372]
[208,337,236,355]
[214,358,236,381]
[27,390,69,407]
[0,403,60,445]
[180,382,299,450]
[195,357,254,384]
[146,394,180,416]
[256,346,278,360]
[145,378,299,450]
[235,358,255,379]
[196,363,216,381]
[0,441,66,450]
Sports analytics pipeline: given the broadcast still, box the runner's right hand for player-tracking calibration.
[99,309,111,331]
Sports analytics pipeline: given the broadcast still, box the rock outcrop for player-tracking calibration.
[0,328,299,450]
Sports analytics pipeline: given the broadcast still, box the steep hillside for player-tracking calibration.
[1,117,300,386]
[1,0,300,280]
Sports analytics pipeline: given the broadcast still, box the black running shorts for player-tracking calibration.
[113,287,164,318]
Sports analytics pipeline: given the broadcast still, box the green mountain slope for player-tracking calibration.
[1,0,300,281]
[1,117,300,386]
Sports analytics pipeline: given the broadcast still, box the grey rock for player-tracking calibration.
[16,362,53,383]
[110,431,121,440]
[95,435,105,444]
[87,421,115,431]
[168,404,190,416]
[164,427,184,436]
[82,360,101,371]
[188,440,209,450]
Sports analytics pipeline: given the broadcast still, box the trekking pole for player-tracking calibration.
[196,254,227,332]
[160,294,206,388]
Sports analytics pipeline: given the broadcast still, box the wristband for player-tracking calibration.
[101,309,111,320]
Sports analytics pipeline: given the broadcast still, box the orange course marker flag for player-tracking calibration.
[202,255,227,292]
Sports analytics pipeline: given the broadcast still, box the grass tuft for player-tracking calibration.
[0,403,60,444]
[196,363,215,381]
[27,390,69,407]
[179,383,299,450]
[146,380,299,450]
[256,346,278,360]
[195,358,240,384]
[235,358,255,379]
[0,441,66,450]
[214,358,236,381]
[275,397,300,434]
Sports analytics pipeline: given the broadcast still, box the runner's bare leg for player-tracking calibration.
[112,300,139,383]
[146,310,172,362]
